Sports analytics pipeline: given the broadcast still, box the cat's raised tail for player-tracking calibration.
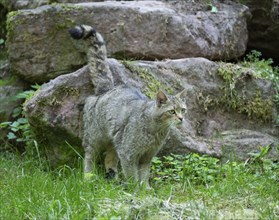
[69,25,113,95]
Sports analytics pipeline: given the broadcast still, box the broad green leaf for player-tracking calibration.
[7,132,16,140]
[17,118,28,124]
[0,122,12,128]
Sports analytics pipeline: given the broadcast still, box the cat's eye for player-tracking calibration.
[181,108,186,113]
[168,110,176,114]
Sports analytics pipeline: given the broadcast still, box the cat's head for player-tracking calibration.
[155,89,187,126]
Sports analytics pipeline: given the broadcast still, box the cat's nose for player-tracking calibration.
[177,115,183,122]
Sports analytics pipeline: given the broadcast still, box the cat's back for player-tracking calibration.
[88,85,149,135]
[98,85,147,108]
[92,85,149,126]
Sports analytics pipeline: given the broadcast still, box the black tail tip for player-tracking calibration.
[69,26,84,40]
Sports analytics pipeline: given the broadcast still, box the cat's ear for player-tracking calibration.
[156,91,168,107]
[175,89,186,99]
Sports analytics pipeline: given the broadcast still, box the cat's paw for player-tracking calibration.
[105,168,116,180]
[84,172,94,181]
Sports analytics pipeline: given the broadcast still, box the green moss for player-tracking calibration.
[50,3,83,11]
[6,10,24,32]
[6,11,29,45]
[215,62,274,123]
[57,85,79,96]
[122,60,174,98]
[29,124,83,168]
[197,57,275,123]
[6,10,21,19]
[39,132,83,168]
[196,92,217,113]
[40,85,80,107]
[6,12,16,36]
[241,91,273,121]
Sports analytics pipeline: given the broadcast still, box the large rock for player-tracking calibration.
[220,129,279,161]
[0,0,97,45]
[24,66,93,166]
[0,0,96,11]
[1,0,49,10]
[25,58,278,167]
[7,0,250,83]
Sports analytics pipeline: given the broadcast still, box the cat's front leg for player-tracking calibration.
[118,154,139,183]
[138,162,152,189]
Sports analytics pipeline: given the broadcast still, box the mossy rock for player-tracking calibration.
[216,62,275,123]
[6,1,250,83]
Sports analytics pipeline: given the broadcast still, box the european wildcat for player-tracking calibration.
[83,86,186,187]
[69,25,187,187]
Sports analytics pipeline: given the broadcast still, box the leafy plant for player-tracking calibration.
[151,150,278,186]
[0,84,40,153]
[151,153,221,185]
[242,50,277,80]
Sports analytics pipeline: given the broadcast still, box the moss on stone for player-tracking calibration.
[122,60,174,98]
[216,62,274,123]
[196,91,217,113]
[50,3,83,11]
[37,86,79,107]
[56,85,80,97]
[6,12,17,39]
[6,10,30,47]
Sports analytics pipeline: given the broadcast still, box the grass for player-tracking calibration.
[0,152,278,219]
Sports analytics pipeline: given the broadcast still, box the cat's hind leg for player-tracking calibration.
[83,134,99,180]
[105,146,119,179]
[84,144,95,179]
